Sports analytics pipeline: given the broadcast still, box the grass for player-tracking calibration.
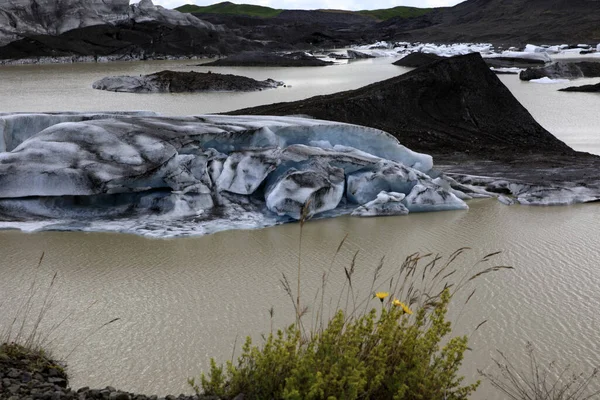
[190,203,513,399]
[1,252,120,362]
[175,3,283,18]
[175,1,435,21]
[356,6,434,21]
[480,342,600,400]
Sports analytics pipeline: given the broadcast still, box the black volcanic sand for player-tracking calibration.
[559,82,600,92]
[393,52,444,68]
[227,53,600,188]
[93,70,282,93]
[229,53,573,158]
[202,51,333,67]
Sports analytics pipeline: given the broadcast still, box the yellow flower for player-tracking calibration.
[393,299,413,315]
[375,292,389,302]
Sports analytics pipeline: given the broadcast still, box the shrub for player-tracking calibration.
[191,243,510,400]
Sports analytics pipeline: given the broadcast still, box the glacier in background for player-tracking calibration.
[0,112,478,237]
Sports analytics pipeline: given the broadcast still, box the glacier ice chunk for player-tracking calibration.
[351,191,409,217]
[346,161,428,204]
[265,162,345,219]
[403,184,469,213]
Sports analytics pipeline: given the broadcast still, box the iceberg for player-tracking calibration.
[0,112,469,237]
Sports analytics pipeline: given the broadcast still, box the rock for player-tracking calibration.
[9,384,21,393]
[92,71,284,93]
[520,62,600,81]
[109,392,131,400]
[346,49,375,59]
[202,51,333,67]
[228,53,574,160]
[393,52,444,67]
[48,377,68,388]
[559,82,600,92]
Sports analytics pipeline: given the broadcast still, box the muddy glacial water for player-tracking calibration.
[1,57,600,399]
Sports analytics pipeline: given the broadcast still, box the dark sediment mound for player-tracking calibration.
[227,53,574,159]
[378,0,600,45]
[92,70,283,93]
[559,82,600,92]
[520,62,600,81]
[393,52,444,67]
[202,50,333,67]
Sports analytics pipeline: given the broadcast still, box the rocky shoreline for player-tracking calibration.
[0,344,220,400]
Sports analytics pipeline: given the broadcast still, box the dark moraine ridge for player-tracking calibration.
[559,82,600,92]
[201,51,333,67]
[228,53,574,160]
[92,70,283,93]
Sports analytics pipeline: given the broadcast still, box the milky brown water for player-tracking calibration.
[1,58,600,399]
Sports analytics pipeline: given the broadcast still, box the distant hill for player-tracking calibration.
[175,1,433,21]
[175,2,282,17]
[380,0,600,44]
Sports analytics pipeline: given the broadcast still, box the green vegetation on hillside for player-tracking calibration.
[357,6,433,20]
[175,2,433,20]
[175,2,282,18]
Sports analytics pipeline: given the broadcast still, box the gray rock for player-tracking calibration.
[109,392,131,400]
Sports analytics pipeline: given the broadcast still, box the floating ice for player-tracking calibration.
[0,112,456,237]
[529,77,570,84]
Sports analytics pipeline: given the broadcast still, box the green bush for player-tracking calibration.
[191,289,478,400]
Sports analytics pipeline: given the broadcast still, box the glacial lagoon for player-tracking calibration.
[1,58,600,399]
